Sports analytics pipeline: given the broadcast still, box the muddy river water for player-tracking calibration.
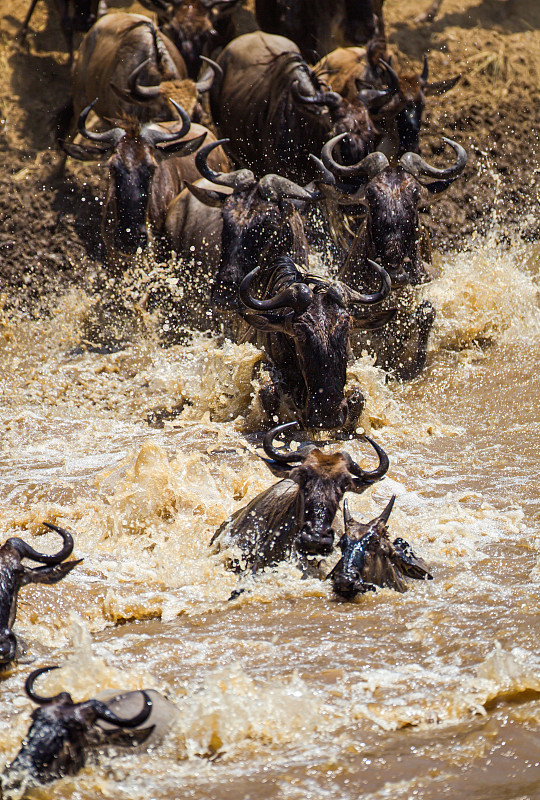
[1,227,540,799]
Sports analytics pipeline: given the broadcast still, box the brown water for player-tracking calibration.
[2,230,540,799]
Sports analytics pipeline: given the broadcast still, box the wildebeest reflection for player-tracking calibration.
[1,667,153,799]
[0,523,81,668]
[210,422,389,574]
[328,496,432,599]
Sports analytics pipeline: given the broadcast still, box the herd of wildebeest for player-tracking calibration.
[3,0,468,795]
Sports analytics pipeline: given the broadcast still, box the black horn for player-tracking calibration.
[9,523,74,565]
[291,81,341,109]
[93,692,153,727]
[25,666,66,705]
[78,101,125,146]
[240,264,313,316]
[142,99,191,145]
[322,133,389,180]
[400,137,467,181]
[195,139,255,190]
[349,436,389,486]
[196,56,223,93]
[263,422,311,464]
[346,259,391,305]
[127,59,161,102]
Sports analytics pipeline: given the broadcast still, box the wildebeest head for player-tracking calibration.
[61,98,206,255]
[366,50,460,156]
[0,524,81,668]
[114,52,222,122]
[240,257,394,429]
[328,496,433,599]
[1,667,153,796]
[187,139,326,308]
[139,0,241,78]
[261,422,390,556]
[320,134,467,286]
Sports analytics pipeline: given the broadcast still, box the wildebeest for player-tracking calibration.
[209,31,398,184]
[210,421,389,573]
[255,0,383,60]
[66,12,220,128]
[319,46,460,158]
[1,667,153,799]
[239,256,394,430]
[178,138,327,309]
[138,0,242,78]
[0,524,81,669]
[60,99,209,259]
[320,133,467,379]
[19,0,100,59]
[328,496,432,599]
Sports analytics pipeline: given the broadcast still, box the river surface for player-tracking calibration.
[1,230,540,799]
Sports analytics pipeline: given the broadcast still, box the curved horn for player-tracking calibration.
[357,59,400,114]
[291,81,341,109]
[127,59,161,102]
[399,137,467,181]
[420,53,429,85]
[347,259,391,305]
[93,691,153,727]
[142,99,191,145]
[263,422,305,464]
[195,139,255,190]
[240,264,314,316]
[10,522,74,564]
[78,101,125,146]
[322,133,389,179]
[25,666,66,704]
[258,174,320,203]
[349,436,389,485]
[196,56,223,94]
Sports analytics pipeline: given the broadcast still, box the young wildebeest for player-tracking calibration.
[210,422,389,575]
[60,99,209,260]
[239,256,394,430]
[320,133,467,380]
[328,496,432,599]
[0,524,81,669]
[209,31,398,184]
[1,667,153,799]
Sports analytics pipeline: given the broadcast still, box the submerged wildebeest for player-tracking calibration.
[328,496,432,599]
[60,98,209,259]
[255,0,383,60]
[320,133,467,379]
[0,524,81,669]
[19,0,100,60]
[210,422,389,575]
[138,0,242,78]
[1,667,154,799]
[209,31,399,184]
[239,256,394,430]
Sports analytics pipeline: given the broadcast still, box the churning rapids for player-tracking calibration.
[2,224,540,799]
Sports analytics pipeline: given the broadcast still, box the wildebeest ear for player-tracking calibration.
[21,559,83,586]
[424,75,460,96]
[185,181,229,207]
[59,140,110,161]
[349,308,397,328]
